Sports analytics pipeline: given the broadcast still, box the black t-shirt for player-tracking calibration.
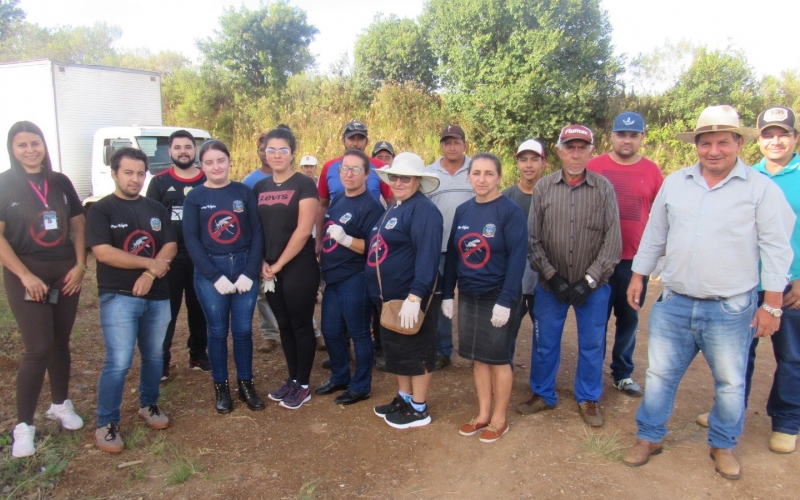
[0,170,84,260]
[146,167,206,258]
[254,173,319,262]
[85,194,176,299]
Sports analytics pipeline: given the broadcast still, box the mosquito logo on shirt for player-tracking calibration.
[29,211,65,248]
[321,221,338,254]
[208,210,241,244]
[339,213,353,224]
[458,233,491,269]
[385,217,397,230]
[124,230,156,258]
[150,218,162,231]
[482,224,496,238]
[367,234,388,267]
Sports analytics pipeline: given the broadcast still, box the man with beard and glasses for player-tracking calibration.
[146,130,209,380]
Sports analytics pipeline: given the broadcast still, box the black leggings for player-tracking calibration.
[267,252,320,385]
[4,256,80,425]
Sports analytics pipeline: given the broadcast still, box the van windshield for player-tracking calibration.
[135,136,207,175]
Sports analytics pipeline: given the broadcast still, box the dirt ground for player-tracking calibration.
[0,256,798,499]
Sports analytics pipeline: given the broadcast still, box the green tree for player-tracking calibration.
[760,70,800,111]
[0,0,24,42]
[421,0,621,152]
[197,1,318,91]
[354,15,436,89]
[0,21,120,64]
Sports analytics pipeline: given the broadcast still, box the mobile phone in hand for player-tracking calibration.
[24,288,59,304]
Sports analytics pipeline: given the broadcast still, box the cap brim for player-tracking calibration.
[440,134,464,141]
[344,131,367,138]
[759,123,796,133]
[612,128,645,133]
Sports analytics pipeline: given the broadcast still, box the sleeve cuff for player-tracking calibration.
[761,273,790,292]
[631,256,657,277]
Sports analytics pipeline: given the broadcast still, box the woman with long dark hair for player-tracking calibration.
[254,126,320,410]
[0,121,87,457]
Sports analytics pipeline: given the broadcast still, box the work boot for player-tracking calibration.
[578,401,604,427]
[214,380,233,414]
[709,448,741,480]
[237,379,266,411]
[769,432,797,454]
[622,439,662,466]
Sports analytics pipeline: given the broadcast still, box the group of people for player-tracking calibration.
[2,104,799,481]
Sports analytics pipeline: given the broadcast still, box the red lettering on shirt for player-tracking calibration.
[258,190,295,206]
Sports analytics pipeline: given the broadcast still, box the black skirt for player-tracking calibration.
[457,290,520,365]
[381,295,442,376]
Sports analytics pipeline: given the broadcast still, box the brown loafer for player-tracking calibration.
[459,418,489,436]
[479,422,510,443]
[622,439,662,467]
[710,447,741,480]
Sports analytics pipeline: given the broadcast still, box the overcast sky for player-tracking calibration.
[18,0,800,79]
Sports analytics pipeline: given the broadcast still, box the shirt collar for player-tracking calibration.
[686,157,748,188]
[752,152,800,176]
[555,168,595,187]
[431,155,471,174]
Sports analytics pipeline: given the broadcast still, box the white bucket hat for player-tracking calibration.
[374,152,440,194]
[676,105,758,143]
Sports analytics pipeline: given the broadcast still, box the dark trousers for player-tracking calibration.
[163,256,208,368]
[604,259,647,382]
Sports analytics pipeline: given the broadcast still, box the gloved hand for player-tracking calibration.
[234,275,253,294]
[399,299,421,329]
[260,278,276,293]
[327,224,353,248]
[569,279,593,307]
[442,299,454,319]
[490,304,511,327]
[214,276,237,295]
[547,273,571,304]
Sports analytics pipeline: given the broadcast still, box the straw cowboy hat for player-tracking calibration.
[677,105,758,143]
[375,152,440,194]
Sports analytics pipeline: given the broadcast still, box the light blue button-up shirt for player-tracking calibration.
[632,158,795,297]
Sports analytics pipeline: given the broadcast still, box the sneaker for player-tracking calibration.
[479,422,510,443]
[161,367,170,381]
[188,357,212,372]
[11,423,35,458]
[46,399,84,430]
[516,394,555,415]
[138,404,169,430]
[459,418,489,436]
[578,401,604,427]
[385,405,431,429]
[268,379,295,402]
[279,385,311,410]
[615,378,643,397]
[434,355,451,371]
[95,423,124,453]
[374,395,407,419]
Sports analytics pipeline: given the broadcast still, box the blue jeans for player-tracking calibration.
[605,260,648,382]
[530,283,610,406]
[745,288,800,434]
[436,253,453,357]
[321,272,374,394]
[193,251,259,384]
[636,288,756,449]
[96,294,170,427]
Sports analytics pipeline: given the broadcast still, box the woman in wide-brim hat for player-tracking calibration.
[366,152,444,430]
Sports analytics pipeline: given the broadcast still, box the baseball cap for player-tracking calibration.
[757,106,797,133]
[558,124,594,145]
[300,155,318,166]
[612,112,645,133]
[372,141,395,157]
[515,139,545,158]
[343,120,368,138]
[440,124,466,141]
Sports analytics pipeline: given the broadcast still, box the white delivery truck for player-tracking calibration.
[0,60,210,205]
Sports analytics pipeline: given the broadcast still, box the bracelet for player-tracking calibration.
[74,263,88,272]
[142,271,157,281]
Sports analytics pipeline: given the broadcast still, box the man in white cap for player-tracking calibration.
[622,105,795,480]
[300,155,319,184]
[502,139,546,344]
[587,112,663,398]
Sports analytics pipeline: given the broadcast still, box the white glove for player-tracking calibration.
[260,278,276,293]
[491,303,511,328]
[234,275,253,294]
[442,299,454,319]
[214,276,237,295]
[327,224,353,248]
[399,299,421,329]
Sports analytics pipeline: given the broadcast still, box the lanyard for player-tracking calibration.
[27,179,49,209]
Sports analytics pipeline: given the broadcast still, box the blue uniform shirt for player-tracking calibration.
[443,195,528,307]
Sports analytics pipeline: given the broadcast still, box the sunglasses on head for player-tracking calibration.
[345,122,367,133]
[388,174,413,184]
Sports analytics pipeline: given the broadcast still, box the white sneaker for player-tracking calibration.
[46,399,84,430]
[12,423,35,458]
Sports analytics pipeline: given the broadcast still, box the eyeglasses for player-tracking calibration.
[344,122,367,133]
[340,166,363,175]
[388,174,413,184]
[266,147,290,155]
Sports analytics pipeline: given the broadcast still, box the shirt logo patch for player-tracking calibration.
[622,117,635,126]
[232,200,244,213]
[150,218,162,231]
[258,190,295,206]
[167,186,176,192]
[459,233,491,269]
[208,210,241,244]
[184,186,193,196]
[482,224,496,238]
[385,217,397,230]
[124,230,156,258]
[339,213,353,224]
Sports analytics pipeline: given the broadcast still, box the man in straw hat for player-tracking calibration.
[622,105,795,480]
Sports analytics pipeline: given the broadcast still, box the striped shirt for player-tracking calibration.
[425,155,474,251]
[529,169,622,292]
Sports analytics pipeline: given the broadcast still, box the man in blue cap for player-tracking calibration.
[587,112,663,397]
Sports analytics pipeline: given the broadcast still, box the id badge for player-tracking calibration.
[43,211,58,230]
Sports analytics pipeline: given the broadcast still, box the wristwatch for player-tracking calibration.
[762,303,783,318]
[585,274,597,289]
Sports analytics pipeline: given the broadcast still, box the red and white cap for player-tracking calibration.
[300,155,317,166]
[558,125,594,145]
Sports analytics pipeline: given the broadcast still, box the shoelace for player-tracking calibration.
[105,424,120,441]
[584,402,599,415]
[146,405,161,417]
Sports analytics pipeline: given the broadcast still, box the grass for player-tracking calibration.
[146,434,168,456]
[165,446,203,487]
[0,426,82,499]
[123,424,148,451]
[579,429,624,462]
[298,478,322,500]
